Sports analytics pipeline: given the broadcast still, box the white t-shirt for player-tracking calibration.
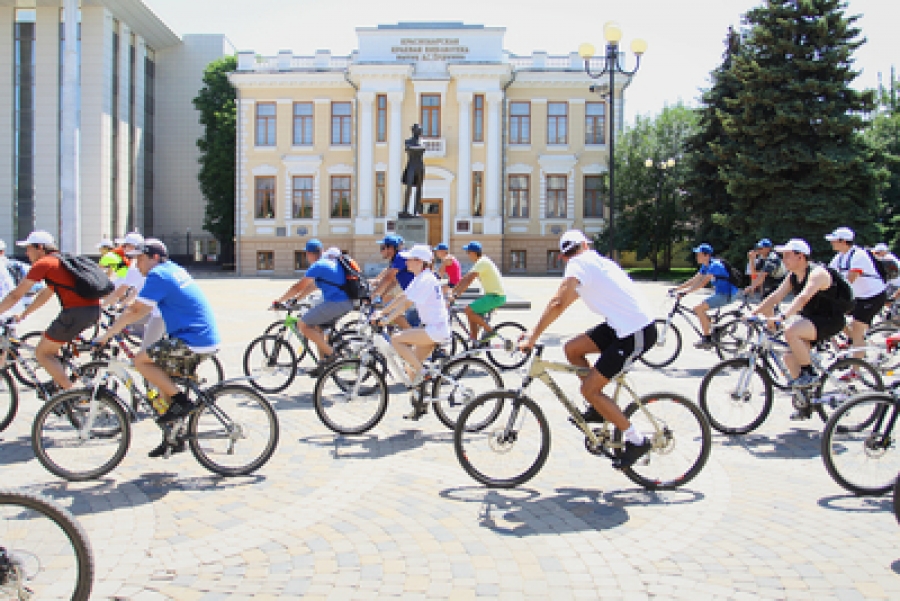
[118,265,161,317]
[884,252,900,287]
[0,257,24,318]
[405,270,451,341]
[563,251,654,338]
[829,247,887,299]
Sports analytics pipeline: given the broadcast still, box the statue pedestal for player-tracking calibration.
[395,216,428,248]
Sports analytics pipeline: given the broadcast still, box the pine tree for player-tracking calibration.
[866,72,900,247]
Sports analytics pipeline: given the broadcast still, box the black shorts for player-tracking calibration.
[45,306,100,343]
[851,291,887,326]
[586,322,658,379]
[805,314,846,344]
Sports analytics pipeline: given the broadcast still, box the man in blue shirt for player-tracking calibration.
[273,238,353,376]
[96,239,221,457]
[671,243,740,349]
[371,234,417,327]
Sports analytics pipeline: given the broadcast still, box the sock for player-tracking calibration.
[624,425,645,445]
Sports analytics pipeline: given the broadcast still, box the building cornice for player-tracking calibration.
[229,72,352,88]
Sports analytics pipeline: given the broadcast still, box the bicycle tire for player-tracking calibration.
[698,358,773,435]
[821,392,898,496]
[9,331,43,388]
[813,357,884,423]
[196,354,225,387]
[188,384,279,477]
[0,369,19,433]
[32,389,131,481]
[864,322,900,372]
[893,474,900,524]
[713,316,753,361]
[485,322,530,371]
[616,392,712,490]
[639,319,682,368]
[454,390,550,488]
[313,358,389,435]
[242,334,298,393]
[0,488,94,601]
[431,357,503,430]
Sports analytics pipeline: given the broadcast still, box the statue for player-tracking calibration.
[400,124,426,218]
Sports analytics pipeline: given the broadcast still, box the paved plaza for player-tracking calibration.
[2,276,899,600]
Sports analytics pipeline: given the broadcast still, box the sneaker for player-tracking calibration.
[568,406,606,426]
[403,400,429,421]
[39,380,61,400]
[148,437,187,458]
[788,372,819,388]
[613,439,653,470]
[694,337,714,350]
[156,398,198,426]
[473,331,498,348]
[307,354,337,378]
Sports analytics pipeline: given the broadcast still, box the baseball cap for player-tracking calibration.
[434,243,449,251]
[692,243,714,255]
[323,247,341,259]
[873,243,890,253]
[399,244,433,263]
[378,235,403,249]
[16,230,55,247]
[116,232,144,247]
[97,239,114,250]
[462,241,482,253]
[756,238,773,248]
[825,227,855,242]
[305,238,323,253]
[125,238,168,258]
[559,230,589,254]
[0,240,5,251]
[774,238,811,256]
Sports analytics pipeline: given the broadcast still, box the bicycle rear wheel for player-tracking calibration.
[0,488,94,601]
[242,334,298,393]
[0,369,19,433]
[713,317,753,361]
[188,384,279,477]
[639,319,682,368]
[485,322,530,371]
[313,358,389,435]
[454,391,550,488]
[813,357,884,422]
[698,358,773,435]
[431,357,503,430]
[617,392,712,490]
[196,355,225,387]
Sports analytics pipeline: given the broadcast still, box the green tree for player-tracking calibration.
[193,55,237,262]
[866,72,900,247]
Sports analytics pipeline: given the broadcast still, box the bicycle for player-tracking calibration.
[0,487,93,600]
[453,343,712,490]
[698,318,883,435]
[31,341,279,481]
[446,301,529,371]
[641,292,754,368]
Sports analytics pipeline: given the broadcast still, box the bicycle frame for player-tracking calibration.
[662,294,750,341]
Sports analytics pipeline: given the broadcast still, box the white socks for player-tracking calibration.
[624,425,646,446]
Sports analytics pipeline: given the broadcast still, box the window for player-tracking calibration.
[331,102,351,145]
[255,176,276,218]
[292,176,313,218]
[421,94,441,138]
[375,171,386,217]
[257,251,274,271]
[255,102,276,146]
[510,250,527,272]
[547,102,568,145]
[472,172,484,217]
[584,176,604,218]
[293,102,313,146]
[294,251,309,271]
[473,94,484,142]
[510,102,530,144]
[331,175,351,218]
[547,250,564,273]
[509,175,529,218]
[376,94,387,143]
[585,102,606,145]
[546,175,567,218]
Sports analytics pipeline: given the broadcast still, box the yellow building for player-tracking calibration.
[230,22,631,276]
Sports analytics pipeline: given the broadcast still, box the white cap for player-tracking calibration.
[559,230,589,253]
[96,239,114,249]
[775,238,811,256]
[0,240,6,251]
[115,232,144,247]
[825,227,855,242]
[399,244,433,263]
[323,247,341,259]
[16,230,55,247]
[872,243,890,253]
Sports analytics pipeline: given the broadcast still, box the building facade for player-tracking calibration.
[231,22,629,276]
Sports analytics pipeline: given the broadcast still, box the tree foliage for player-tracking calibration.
[865,74,900,247]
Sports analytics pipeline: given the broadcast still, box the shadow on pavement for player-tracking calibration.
[0,435,35,466]
[892,559,900,575]
[298,428,453,459]
[817,493,893,514]
[714,427,822,459]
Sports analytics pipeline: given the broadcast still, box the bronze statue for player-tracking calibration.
[400,124,425,218]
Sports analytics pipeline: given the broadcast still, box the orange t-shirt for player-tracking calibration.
[27,255,101,309]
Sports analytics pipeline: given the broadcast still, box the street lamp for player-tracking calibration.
[645,158,676,279]
[580,23,647,259]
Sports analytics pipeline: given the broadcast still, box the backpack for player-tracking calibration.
[45,253,115,300]
[714,257,745,288]
[336,254,370,300]
[6,260,27,286]
[824,266,856,315]
[843,248,896,283]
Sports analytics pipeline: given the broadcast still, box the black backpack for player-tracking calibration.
[715,257,745,288]
[336,254,370,300]
[824,266,856,315]
[45,253,115,300]
[843,248,897,283]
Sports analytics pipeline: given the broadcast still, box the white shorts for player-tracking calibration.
[425,324,451,344]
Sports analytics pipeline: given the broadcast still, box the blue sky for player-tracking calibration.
[146,0,896,124]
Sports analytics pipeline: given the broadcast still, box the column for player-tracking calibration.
[387,91,404,219]
[456,92,472,219]
[355,91,375,235]
[0,9,13,243]
[35,8,61,237]
[484,91,503,234]
[60,0,81,252]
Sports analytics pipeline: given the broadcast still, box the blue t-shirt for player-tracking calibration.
[392,255,414,290]
[138,261,221,350]
[700,260,739,296]
[306,258,349,303]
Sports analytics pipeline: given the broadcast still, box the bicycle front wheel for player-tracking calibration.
[821,393,898,496]
[432,357,503,430]
[617,392,712,490]
[454,391,550,488]
[485,322,530,371]
[639,319,682,368]
[32,389,131,481]
[0,369,19,433]
[242,334,298,393]
[698,358,773,435]
[813,357,884,423]
[188,385,279,477]
[0,488,94,601]
[313,358,389,435]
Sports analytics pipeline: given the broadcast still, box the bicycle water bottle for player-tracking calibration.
[148,388,170,414]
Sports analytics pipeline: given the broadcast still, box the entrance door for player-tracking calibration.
[420,199,442,246]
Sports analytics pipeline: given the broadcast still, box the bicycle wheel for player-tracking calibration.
[698,358,773,435]
[821,393,898,495]
[32,389,131,481]
[454,390,550,488]
[431,357,503,430]
[639,319,682,368]
[713,317,753,361]
[195,355,225,387]
[188,384,279,477]
[616,392,712,490]
[313,358,389,435]
[486,322,530,371]
[0,369,19,433]
[242,334,298,393]
[0,488,94,601]
[813,357,884,422]
[893,474,899,524]
[9,331,43,388]
[864,322,900,372]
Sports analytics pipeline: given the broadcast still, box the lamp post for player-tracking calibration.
[645,158,675,280]
[580,23,647,260]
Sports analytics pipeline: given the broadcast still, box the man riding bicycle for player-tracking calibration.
[449,241,506,346]
[371,235,416,328]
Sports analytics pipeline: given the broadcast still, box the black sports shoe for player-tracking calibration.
[693,337,714,350]
[307,354,337,378]
[156,398,197,426]
[403,400,429,421]
[569,406,606,426]
[148,437,186,458]
[613,439,653,470]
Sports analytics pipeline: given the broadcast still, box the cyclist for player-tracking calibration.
[871,242,900,304]
[745,238,785,300]
[272,238,353,377]
[448,241,506,345]
[371,234,415,327]
[0,240,25,317]
[0,231,101,394]
[0,238,43,308]
[94,239,221,457]
[670,243,740,350]
[519,230,657,469]
[434,242,461,293]
[98,238,129,281]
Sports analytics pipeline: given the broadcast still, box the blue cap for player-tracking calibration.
[462,241,482,253]
[379,235,403,249]
[305,238,323,253]
[756,238,773,248]
[692,243,714,255]
[435,243,449,251]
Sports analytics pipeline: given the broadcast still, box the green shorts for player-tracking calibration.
[468,294,506,315]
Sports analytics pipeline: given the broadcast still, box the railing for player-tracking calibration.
[422,138,446,158]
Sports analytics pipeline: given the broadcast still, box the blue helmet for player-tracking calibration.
[692,243,714,255]
[434,243,449,251]
[462,241,483,253]
[305,238,323,253]
[379,235,403,249]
